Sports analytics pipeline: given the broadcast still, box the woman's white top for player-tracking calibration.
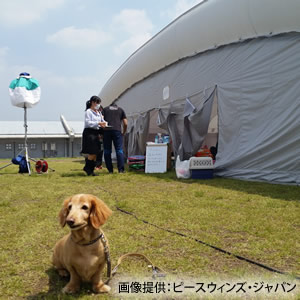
[84,109,105,129]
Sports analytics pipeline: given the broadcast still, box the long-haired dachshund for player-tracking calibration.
[52,194,112,294]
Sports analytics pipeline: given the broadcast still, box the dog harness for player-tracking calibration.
[71,232,166,283]
[71,232,111,278]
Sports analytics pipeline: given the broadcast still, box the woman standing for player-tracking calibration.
[82,96,107,176]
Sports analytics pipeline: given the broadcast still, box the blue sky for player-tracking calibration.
[0,0,202,122]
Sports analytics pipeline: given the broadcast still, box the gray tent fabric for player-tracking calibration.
[157,88,217,158]
[157,101,186,157]
[114,33,300,184]
[178,88,217,160]
[215,84,300,184]
[166,114,182,157]
[127,111,150,156]
[157,112,182,157]
[183,97,195,117]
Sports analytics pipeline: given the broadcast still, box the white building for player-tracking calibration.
[0,116,83,158]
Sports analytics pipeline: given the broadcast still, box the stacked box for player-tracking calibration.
[128,155,146,171]
[189,157,214,179]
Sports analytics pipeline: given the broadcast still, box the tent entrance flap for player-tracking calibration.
[126,87,218,159]
[178,87,218,161]
[127,111,150,156]
[157,101,185,158]
[203,91,218,149]
[148,110,168,141]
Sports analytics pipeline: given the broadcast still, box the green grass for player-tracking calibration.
[0,158,299,299]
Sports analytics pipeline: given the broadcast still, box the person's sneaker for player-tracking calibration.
[119,170,125,173]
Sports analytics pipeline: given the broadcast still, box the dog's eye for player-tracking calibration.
[68,204,72,210]
[82,205,88,210]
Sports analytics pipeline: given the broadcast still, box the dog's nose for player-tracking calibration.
[67,219,75,227]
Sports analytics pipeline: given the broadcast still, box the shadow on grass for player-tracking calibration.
[61,172,110,177]
[27,268,96,299]
[129,170,177,181]
[133,170,300,202]
[61,172,87,177]
[0,164,20,175]
[0,172,20,175]
[27,267,68,300]
[200,177,300,201]
[72,159,85,165]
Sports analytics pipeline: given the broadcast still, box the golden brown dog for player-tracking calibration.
[52,194,112,294]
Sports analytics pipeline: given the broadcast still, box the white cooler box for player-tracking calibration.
[189,157,214,179]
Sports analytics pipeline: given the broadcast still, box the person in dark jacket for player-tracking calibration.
[102,103,127,173]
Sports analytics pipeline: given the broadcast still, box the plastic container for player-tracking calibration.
[189,157,214,169]
[158,133,163,143]
[163,135,170,143]
[191,169,213,179]
[189,157,214,179]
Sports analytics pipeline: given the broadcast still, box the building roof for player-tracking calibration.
[0,121,66,135]
[99,0,300,107]
[68,121,84,138]
[0,117,83,139]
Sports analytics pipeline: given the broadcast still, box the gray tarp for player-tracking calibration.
[120,33,300,184]
[127,111,150,156]
[178,88,217,160]
[157,101,185,157]
[156,87,217,160]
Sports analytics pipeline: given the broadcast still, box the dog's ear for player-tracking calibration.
[90,195,112,228]
[59,197,71,227]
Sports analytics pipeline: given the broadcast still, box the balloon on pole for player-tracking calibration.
[9,72,41,108]
[6,72,41,175]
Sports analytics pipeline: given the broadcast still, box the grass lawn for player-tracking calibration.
[0,158,299,299]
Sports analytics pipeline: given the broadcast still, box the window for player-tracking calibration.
[30,144,36,150]
[42,142,47,150]
[5,144,12,150]
[50,143,56,150]
[18,144,24,150]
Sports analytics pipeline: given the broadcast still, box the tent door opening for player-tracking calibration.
[202,90,218,160]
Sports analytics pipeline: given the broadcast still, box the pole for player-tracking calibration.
[24,106,31,175]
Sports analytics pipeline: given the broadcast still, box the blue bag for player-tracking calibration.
[11,155,30,173]
[19,157,30,173]
[11,155,23,165]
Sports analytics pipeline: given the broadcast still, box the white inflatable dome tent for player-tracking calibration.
[99,0,300,185]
